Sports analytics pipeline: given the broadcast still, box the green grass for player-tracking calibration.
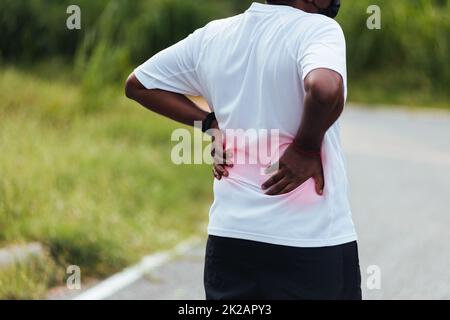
[0,253,61,300]
[0,67,212,298]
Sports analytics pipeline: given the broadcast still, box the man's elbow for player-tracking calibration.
[124,75,135,99]
[305,71,344,108]
[308,80,343,107]
[125,74,143,100]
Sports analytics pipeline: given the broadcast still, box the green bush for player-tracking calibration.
[75,0,232,89]
[1,0,448,102]
[0,0,108,63]
[339,0,450,93]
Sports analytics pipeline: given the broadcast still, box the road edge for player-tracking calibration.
[73,237,202,300]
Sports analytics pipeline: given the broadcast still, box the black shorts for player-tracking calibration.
[204,235,362,300]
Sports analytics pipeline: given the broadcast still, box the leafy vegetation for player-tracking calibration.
[1,0,449,107]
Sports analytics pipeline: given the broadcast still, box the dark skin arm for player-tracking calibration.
[125,74,209,127]
[125,74,232,176]
[262,68,345,196]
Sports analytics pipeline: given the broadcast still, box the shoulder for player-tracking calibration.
[194,14,243,41]
[286,12,345,38]
[318,17,345,36]
[307,15,345,39]
[185,14,242,54]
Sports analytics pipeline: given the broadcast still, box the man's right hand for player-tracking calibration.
[209,120,233,180]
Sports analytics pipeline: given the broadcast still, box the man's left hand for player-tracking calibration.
[262,144,325,196]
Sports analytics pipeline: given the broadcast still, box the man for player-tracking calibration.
[125,0,361,300]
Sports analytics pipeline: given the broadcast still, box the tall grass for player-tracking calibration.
[0,254,60,300]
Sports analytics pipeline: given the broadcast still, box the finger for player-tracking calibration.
[212,146,225,165]
[211,131,224,158]
[265,177,291,196]
[212,146,233,167]
[262,170,285,190]
[211,129,223,143]
[214,164,229,177]
[211,140,222,156]
[212,168,221,180]
[278,183,299,195]
[314,169,325,196]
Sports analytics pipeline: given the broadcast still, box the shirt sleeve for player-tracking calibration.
[298,20,347,83]
[134,28,205,96]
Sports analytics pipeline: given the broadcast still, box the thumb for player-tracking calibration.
[314,169,325,196]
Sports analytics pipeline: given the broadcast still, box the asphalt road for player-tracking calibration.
[83,106,450,300]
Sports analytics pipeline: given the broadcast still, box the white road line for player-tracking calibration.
[73,237,201,300]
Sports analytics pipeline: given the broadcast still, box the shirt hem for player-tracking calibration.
[207,227,358,248]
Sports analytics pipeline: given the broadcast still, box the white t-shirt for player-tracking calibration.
[135,2,357,247]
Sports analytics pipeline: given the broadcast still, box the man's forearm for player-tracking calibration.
[294,70,345,152]
[125,74,208,127]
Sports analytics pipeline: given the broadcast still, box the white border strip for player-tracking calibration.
[73,238,201,300]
